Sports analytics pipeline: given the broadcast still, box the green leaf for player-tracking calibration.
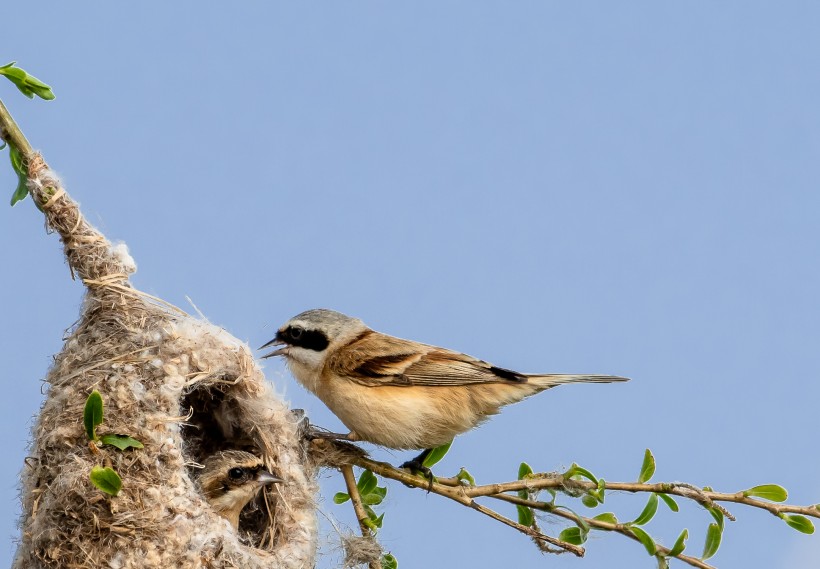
[701,522,722,560]
[362,486,387,506]
[657,493,679,512]
[581,494,599,508]
[455,467,475,486]
[595,477,606,503]
[0,66,31,97]
[83,390,104,441]
[564,463,598,485]
[638,448,655,483]
[743,484,788,502]
[361,493,382,506]
[668,528,688,557]
[630,526,657,555]
[592,512,618,525]
[423,441,452,468]
[357,469,377,495]
[373,513,385,528]
[9,144,28,206]
[333,492,350,504]
[558,526,588,545]
[706,506,725,530]
[517,504,534,527]
[99,434,143,451]
[0,62,55,100]
[381,553,398,569]
[632,493,659,526]
[10,173,28,205]
[363,504,384,529]
[363,517,378,530]
[8,140,23,174]
[517,462,534,503]
[89,466,122,496]
[781,514,815,534]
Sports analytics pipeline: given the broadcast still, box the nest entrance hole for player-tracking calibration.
[180,380,276,544]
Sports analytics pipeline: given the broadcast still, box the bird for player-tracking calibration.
[260,308,629,471]
[198,450,282,530]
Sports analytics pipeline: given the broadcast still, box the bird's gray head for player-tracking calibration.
[259,309,368,365]
[198,450,282,529]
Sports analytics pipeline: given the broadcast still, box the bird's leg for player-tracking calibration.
[400,448,435,490]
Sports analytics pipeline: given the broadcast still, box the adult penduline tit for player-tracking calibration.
[260,309,629,471]
[198,450,282,530]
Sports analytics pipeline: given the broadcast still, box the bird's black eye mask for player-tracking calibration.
[276,326,330,352]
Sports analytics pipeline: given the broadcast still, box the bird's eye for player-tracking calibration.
[228,467,244,480]
[289,326,303,340]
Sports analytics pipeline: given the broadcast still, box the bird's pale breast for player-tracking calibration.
[315,371,541,449]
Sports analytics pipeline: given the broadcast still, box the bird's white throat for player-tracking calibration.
[284,348,325,392]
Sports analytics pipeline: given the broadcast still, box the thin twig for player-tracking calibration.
[0,98,34,157]
[493,494,715,569]
[468,500,574,555]
[342,452,585,557]
[315,439,818,568]
[466,477,820,520]
[340,464,380,569]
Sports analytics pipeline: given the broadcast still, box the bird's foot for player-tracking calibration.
[400,450,435,491]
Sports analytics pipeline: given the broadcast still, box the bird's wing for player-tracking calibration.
[326,331,527,387]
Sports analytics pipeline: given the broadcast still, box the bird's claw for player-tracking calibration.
[400,458,435,491]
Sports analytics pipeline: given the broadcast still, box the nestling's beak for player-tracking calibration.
[256,469,283,486]
[259,333,287,359]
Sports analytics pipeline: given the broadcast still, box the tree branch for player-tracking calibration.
[318,444,585,557]
[0,99,34,157]
[340,464,381,569]
[314,439,817,568]
[466,476,820,520]
[493,493,715,569]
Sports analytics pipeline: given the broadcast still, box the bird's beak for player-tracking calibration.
[256,470,283,486]
[259,336,287,359]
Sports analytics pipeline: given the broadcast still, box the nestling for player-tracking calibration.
[198,450,282,530]
[260,309,629,466]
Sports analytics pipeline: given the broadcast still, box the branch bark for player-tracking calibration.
[341,465,381,569]
[314,439,817,569]
[0,99,34,157]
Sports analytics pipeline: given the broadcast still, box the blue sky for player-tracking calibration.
[3,3,819,567]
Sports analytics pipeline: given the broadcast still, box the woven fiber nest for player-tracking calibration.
[13,158,318,569]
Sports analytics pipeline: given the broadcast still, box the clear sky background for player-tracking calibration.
[2,3,819,568]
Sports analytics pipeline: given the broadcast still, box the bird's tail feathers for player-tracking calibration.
[526,374,630,389]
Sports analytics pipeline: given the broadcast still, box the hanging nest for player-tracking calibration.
[13,157,319,568]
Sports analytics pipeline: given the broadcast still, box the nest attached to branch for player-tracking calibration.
[13,157,318,568]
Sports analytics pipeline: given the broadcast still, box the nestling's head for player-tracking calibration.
[198,450,282,529]
[260,308,369,372]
